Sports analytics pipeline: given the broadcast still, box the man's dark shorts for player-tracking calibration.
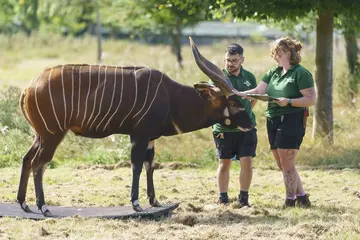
[213,128,257,160]
[267,109,306,150]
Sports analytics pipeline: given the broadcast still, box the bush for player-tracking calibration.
[0,86,30,134]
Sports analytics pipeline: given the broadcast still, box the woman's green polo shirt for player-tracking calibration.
[262,64,314,117]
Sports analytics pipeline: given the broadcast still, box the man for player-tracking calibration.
[212,43,258,206]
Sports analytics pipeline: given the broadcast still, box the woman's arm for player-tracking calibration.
[233,81,268,97]
[274,87,317,107]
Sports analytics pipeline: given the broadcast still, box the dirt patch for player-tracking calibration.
[174,214,197,227]
[161,162,199,170]
[353,191,360,199]
[185,203,203,213]
[74,161,199,170]
[39,227,51,237]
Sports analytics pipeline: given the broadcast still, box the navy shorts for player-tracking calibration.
[213,128,257,160]
[267,110,306,150]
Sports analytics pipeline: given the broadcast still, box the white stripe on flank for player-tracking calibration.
[132,68,152,119]
[97,66,117,131]
[48,68,64,132]
[68,66,75,126]
[134,72,163,127]
[61,65,67,130]
[34,72,54,134]
[103,67,123,131]
[172,120,183,134]
[76,66,82,119]
[118,66,138,128]
[89,66,108,130]
[81,65,92,128]
[30,76,37,83]
[86,65,102,128]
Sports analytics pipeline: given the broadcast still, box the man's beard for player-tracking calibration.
[227,66,240,75]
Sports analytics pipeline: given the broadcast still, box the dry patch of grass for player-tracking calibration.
[0,166,359,239]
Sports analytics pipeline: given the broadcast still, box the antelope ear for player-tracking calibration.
[194,82,223,100]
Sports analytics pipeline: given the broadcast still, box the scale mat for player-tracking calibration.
[0,202,179,220]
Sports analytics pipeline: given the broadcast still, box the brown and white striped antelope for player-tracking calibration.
[17,37,252,216]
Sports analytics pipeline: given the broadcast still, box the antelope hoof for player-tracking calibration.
[151,199,162,208]
[43,210,53,217]
[40,205,53,217]
[19,201,31,213]
[132,204,143,212]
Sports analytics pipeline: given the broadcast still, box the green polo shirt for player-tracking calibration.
[262,64,314,117]
[211,67,257,132]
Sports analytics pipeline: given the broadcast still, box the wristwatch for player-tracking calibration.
[287,99,292,106]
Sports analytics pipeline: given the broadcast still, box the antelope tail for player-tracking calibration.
[19,89,33,127]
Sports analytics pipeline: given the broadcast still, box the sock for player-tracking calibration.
[220,192,228,198]
[296,192,306,197]
[240,190,248,197]
[286,196,296,200]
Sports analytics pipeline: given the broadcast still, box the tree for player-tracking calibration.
[111,0,207,68]
[202,0,360,144]
[38,0,96,36]
[259,10,360,107]
[337,14,360,105]
[0,0,39,35]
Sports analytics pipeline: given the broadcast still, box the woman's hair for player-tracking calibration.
[270,37,302,64]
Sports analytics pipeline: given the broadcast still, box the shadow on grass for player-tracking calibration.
[172,199,360,228]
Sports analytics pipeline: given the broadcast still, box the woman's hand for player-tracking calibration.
[232,89,246,97]
[274,97,289,107]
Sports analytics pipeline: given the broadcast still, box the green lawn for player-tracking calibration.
[0,166,359,239]
[0,33,359,239]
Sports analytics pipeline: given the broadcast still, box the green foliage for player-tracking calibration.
[0,0,39,35]
[0,128,32,167]
[205,0,360,22]
[0,86,30,134]
[0,35,360,169]
[117,0,207,33]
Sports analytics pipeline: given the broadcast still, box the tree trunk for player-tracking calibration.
[312,9,334,144]
[344,32,359,104]
[170,21,183,68]
[344,33,358,75]
[96,0,102,64]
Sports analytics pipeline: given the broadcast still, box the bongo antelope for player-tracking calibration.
[17,37,252,216]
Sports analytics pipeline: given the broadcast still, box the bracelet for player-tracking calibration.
[287,99,292,107]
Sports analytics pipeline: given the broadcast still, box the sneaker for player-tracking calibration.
[297,194,311,208]
[218,196,229,205]
[238,194,250,207]
[283,198,296,208]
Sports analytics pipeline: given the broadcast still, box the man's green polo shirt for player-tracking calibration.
[262,64,314,117]
[211,67,257,133]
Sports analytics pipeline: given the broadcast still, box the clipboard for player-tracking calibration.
[246,94,279,102]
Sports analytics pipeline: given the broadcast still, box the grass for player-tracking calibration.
[0,166,359,239]
[0,33,359,239]
[0,33,359,169]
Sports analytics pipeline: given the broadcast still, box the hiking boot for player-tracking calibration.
[297,194,311,208]
[283,198,296,208]
[218,196,229,205]
[238,193,250,207]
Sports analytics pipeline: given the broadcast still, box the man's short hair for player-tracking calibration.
[225,43,244,55]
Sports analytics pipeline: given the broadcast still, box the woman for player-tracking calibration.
[233,37,317,208]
